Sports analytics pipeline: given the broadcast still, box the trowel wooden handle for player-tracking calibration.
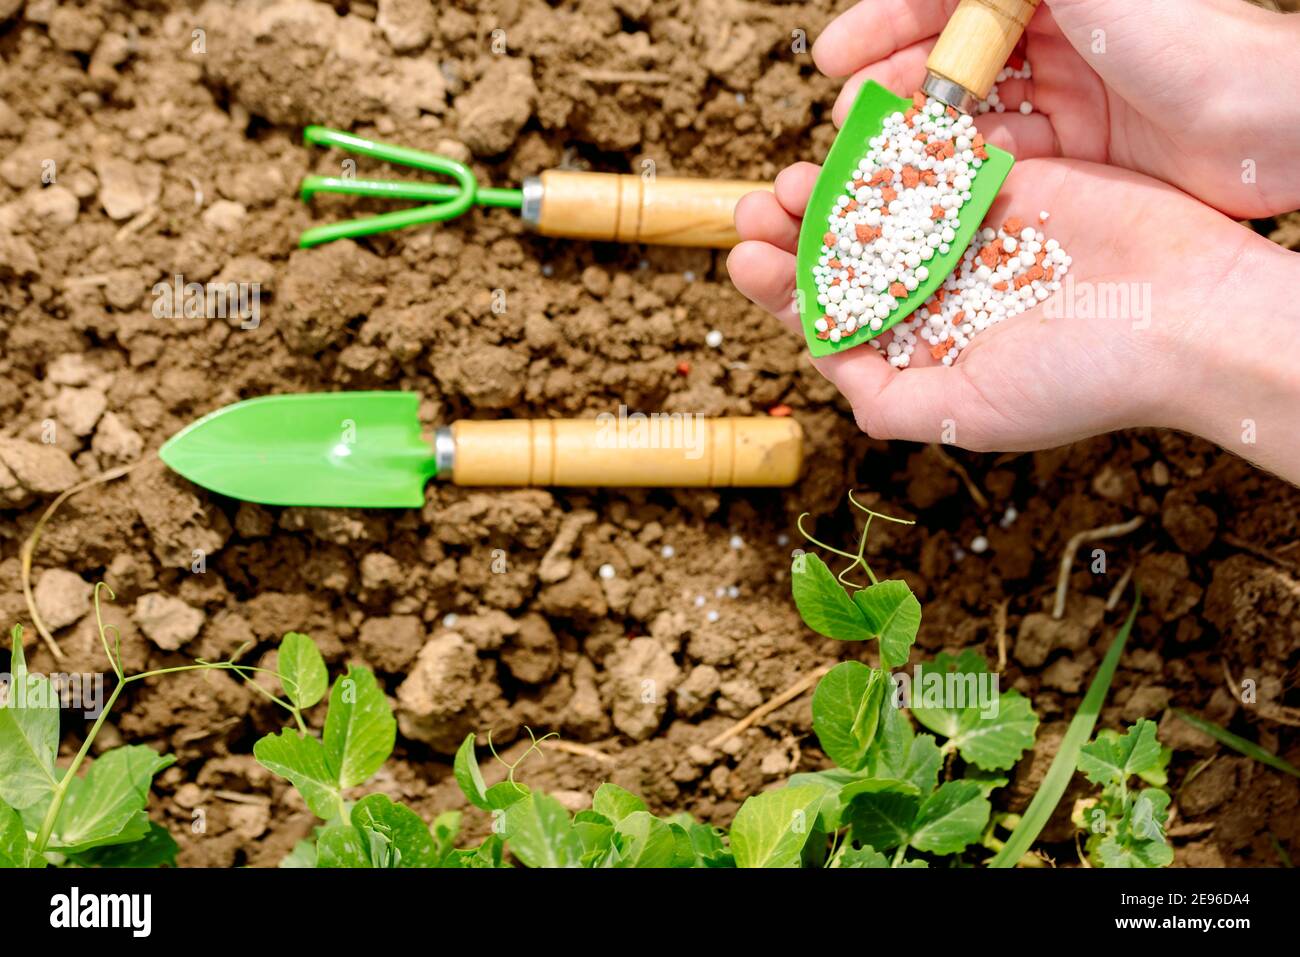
[530,171,770,249]
[927,0,1040,101]
[449,416,803,487]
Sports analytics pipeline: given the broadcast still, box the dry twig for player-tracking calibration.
[930,444,989,509]
[21,461,144,659]
[1222,533,1300,575]
[1221,661,1300,728]
[1052,516,1145,619]
[994,598,1009,672]
[542,739,617,764]
[1104,564,1136,611]
[707,663,832,750]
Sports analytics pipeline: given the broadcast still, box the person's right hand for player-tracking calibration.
[813,0,1300,218]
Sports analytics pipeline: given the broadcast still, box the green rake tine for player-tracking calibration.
[297,125,523,248]
[300,176,524,210]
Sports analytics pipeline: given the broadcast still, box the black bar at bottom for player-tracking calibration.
[8,866,1284,943]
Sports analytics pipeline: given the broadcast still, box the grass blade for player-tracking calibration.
[988,593,1141,867]
[1173,709,1300,779]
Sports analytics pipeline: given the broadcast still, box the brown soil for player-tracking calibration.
[1,0,1298,868]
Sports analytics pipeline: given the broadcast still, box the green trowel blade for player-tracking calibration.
[159,392,437,508]
[796,80,1015,358]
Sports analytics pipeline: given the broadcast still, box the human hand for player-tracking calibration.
[813,0,1300,218]
[727,157,1300,483]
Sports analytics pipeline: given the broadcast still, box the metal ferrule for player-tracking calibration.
[520,176,544,227]
[922,70,980,116]
[433,427,455,479]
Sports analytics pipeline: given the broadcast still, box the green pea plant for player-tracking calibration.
[1072,718,1174,868]
[0,585,296,869]
[446,733,732,868]
[260,633,733,868]
[766,494,1039,866]
[252,625,732,868]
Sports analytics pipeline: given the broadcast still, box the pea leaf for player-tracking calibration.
[909,780,990,855]
[0,628,60,810]
[845,785,921,852]
[573,810,617,865]
[1100,788,1173,868]
[911,651,1038,770]
[350,794,439,868]
[0,798,42,868]
[610,811,678,868]
[254,729,342,821]
[836,844,889,868]
[323,666,396,790]
[443,835,506,869]
[791,554,873,641]
[869,701,943,794]
[910,649,989,738]
[453,733,491,810]
[666,815,733,868]
[870,697,912,770]
[668,823,699,868]
[593,783,647,823]
[948,690,1040,771]
[70,822,177,868]
[485,781,530,810]
[812,662,887,772]
[278,632,328,710]
[280,839,318,868]
[503,792,583,868]
[730,785,823,868]
[964,769,1011,797]
[46,746,176,853]
[852,580,922,668]
[787,769,864,832]
[315,824,370,867]
[1078,718,1162,789]
[431,810,461,861]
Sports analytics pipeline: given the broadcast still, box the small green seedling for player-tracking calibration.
[778,496,1039,867]
[254,633,731,869]
[0,586,295,869]
[1073,719,1173,868]
[791,492,921,669]
[450,732,731,868]
[788,652,1038,867]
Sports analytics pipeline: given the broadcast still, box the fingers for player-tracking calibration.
[773,162,821,219]
[733,190,801,253]
[727,240,1004,448]
[726,241,801,330]
[831,41,933,127]
[812,0,949,77]
[854,363,980,444]
[726,239,899,413]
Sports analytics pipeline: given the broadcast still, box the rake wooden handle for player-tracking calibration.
[532,171,770,248]
[449,416,803,487]
[927,0,1041,102]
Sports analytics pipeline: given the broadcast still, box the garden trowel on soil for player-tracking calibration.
[159,392,804,507]
[797,0,1038,356]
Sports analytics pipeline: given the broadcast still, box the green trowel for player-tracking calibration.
[159,393,804,507]
[796,0,1038,356]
